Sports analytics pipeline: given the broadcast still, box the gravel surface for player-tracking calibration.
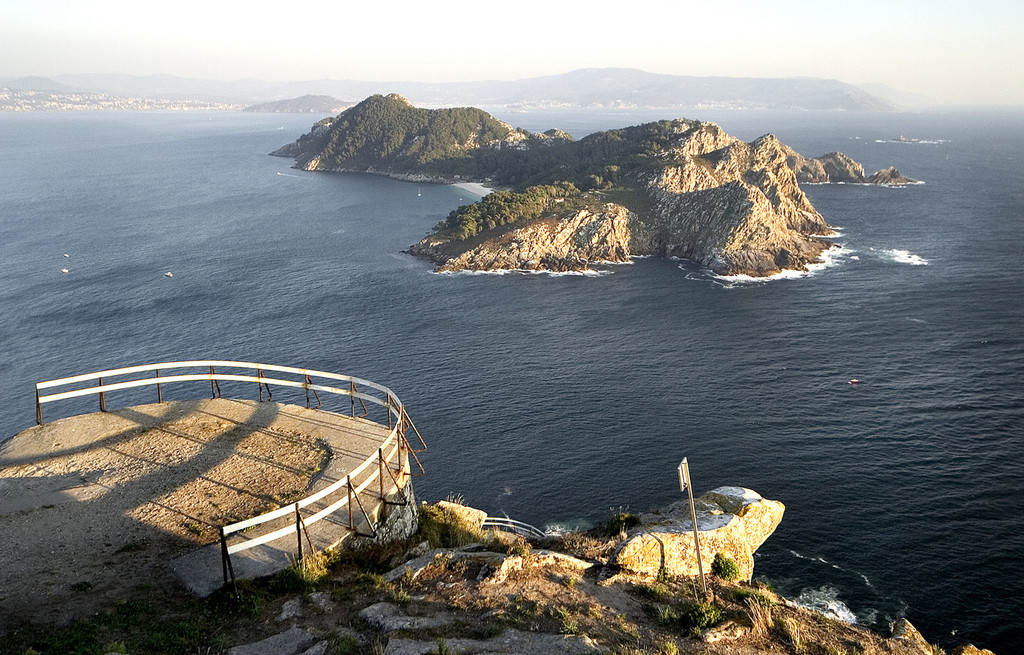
[0,399,329,628]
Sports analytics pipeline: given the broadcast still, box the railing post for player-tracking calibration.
[220,527,237,597]
[209,366,217,399]
[98,377,106,412]
[386,397,392,429]
[258,368,263,401]
[35,388,43,425]
[379,448,385,500]
[156,368,162,403]
[350,381,355,416]
[295,503,303,560]
[397,433,405,486]
[347,476,354,531]
[304,375,311,409]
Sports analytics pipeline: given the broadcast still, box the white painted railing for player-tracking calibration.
[481,515,548,540]
[35,360,403,425]
[34,360,427,592]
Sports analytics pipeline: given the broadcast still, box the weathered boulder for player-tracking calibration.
[225,627,325,655]
[610,486,784,581]
[435,500,487,528]
[385,629,600,655]
[890,618,934,655]
[951,645,998,655]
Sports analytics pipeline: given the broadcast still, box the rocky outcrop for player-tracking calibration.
[952,645,998,655]
[633,128,834,276]
[784,146,919,185]
[866,166,919,185]
[610,487,784,581]
[409,122,837,277]
[891,618,935,655]
[411,204,632,273]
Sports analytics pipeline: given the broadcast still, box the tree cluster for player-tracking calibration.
[438,183,580,239]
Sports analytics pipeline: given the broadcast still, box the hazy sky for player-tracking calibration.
[2,0,1022,105]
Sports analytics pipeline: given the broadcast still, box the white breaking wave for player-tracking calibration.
[791,585,859,624]
[542,518,595,535]
[886,249,929,265]
[705,244,853,287]
[438,267,610,277]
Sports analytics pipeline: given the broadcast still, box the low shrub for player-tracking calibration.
[711,552,741,580]
[681,600,722,632]
[607,512,640,535]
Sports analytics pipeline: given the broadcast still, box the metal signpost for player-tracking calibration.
[678,458,708,597]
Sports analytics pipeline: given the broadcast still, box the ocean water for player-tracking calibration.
[0,108,1022,652]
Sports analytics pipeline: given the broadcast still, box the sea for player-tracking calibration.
[0,106,1021,652]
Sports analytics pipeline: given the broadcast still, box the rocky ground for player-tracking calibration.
[0,499,995,655]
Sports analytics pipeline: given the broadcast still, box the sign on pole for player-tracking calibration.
[679,458,708,597]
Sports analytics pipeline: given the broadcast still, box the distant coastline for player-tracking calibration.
[0,67,901,112]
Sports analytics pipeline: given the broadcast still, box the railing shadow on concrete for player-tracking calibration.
[34,360,427,594]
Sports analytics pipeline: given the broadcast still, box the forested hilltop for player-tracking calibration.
[274,95,911,277]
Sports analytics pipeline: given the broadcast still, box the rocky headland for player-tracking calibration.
[274,94,915,277]
[784,148,920,186]
[0,467,997,654]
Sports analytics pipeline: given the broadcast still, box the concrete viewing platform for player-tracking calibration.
[0,397,415,625]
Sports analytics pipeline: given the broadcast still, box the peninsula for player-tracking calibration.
[273,94,913,276]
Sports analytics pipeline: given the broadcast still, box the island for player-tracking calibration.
[786,149,920,185]
[273,94,914,277]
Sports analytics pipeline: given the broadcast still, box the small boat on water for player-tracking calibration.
[164,271,173,278]
[849,378,860,384]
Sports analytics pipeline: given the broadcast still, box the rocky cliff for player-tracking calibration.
[276,96,916,277]
[422,204,632,273]
[630,127,834,276]
[784,147,920,185]
[408,122,835,277]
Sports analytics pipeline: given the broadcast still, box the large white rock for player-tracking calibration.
[610,486,784,581]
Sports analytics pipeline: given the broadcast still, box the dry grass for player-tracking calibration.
[0,502,954,655]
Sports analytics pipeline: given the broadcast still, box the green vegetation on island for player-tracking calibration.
[274,94,915,277]
[436,183,580,239]
[286,94,523,178]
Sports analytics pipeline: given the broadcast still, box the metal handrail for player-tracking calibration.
[481,515,548,540]
[33,360,427,592]
[35,360,397,422]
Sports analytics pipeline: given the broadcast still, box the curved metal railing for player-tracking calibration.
[481,515,548,540]
[34,360,427,591]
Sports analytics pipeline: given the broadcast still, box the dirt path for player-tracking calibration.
[0,399,334,628]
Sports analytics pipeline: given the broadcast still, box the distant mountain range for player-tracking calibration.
[1,68,915,112]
